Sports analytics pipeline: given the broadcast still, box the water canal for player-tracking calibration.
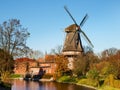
[11,79,96,90]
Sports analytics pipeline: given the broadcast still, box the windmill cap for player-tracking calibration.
[65,24,77,32]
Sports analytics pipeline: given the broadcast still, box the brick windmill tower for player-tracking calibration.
[62,6,93,69]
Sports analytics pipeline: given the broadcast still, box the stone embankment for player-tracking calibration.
[39,77,54,82]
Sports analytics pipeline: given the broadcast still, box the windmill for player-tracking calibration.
[62,6,93,57]
[62,6,93,69]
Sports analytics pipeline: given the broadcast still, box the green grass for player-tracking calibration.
[57,75,120,89]
[10,74,22,78]
[57,76,77,83]
[98,86,120,90]
[77,78,99,87]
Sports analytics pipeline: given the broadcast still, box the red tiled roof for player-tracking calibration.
[45,55,55,62]
[15,57,36,62]
[37,58,44,62]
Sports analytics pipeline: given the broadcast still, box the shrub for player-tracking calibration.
[104,74,120,89]
[104,74,114,86]
[86,68,99,80]
[113,80,120,88]
[42,74,53,79]
[0,81,11,89]
[78,79,88,84]
[0,71,10,83]
[78,78,99,87]
[57,76,77,83]
[86,68,100,87]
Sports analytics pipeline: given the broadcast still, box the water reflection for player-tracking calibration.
[12,79,95,90]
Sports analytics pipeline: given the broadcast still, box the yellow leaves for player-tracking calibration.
[0,71,11,83]
[54,55,69,76]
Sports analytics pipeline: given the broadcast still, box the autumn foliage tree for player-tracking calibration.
[73,55,88,77]
[89,48,120,80]
[54,55,69,77]
[0,48,14,82]
[100,49,120,78]
[0,19,30,81]
[73,52,99,77]
[0,49,14,72]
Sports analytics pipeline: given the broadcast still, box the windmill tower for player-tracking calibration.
[62,6,93,69]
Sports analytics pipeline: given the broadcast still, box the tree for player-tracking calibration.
[73,55,88,76]
[86,52,99,69]
[73,52,99,77]
[101,48,118,58]
[0,19,30,58]
[50,45,62,55]
[86,68,100,87]
[32,50,44,59]
[26,49,44,59]
[0,49,14,72]
[55,55,69,77]
[93,49,120,79]
[83,46,93,54]
[106,50,120,78]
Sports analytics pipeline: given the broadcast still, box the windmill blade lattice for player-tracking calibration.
[80,14,88,27]
[64,6,79,44]
[64,6,78,26]
[64,6,93,48]
[80,30,94,47]
[70,31,77,43]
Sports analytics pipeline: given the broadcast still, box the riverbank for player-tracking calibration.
[56,75,120,90]
[39,77,54,82]
[0,82,11,90]
[10,74,120,90]
[76,83,97,90]
[57,81,97,90]
[76,83,120,90]
[11,75,96,90]
[57,76,96,90]
[0,86,11,90]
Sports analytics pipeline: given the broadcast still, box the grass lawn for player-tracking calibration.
[98,86,120,90]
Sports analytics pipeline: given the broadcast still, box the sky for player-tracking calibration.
[0,0,120,54]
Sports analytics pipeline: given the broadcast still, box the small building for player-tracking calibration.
[14,55,56,75]
[14,58,37,75]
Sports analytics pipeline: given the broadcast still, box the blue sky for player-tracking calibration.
[0,0,120,54]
